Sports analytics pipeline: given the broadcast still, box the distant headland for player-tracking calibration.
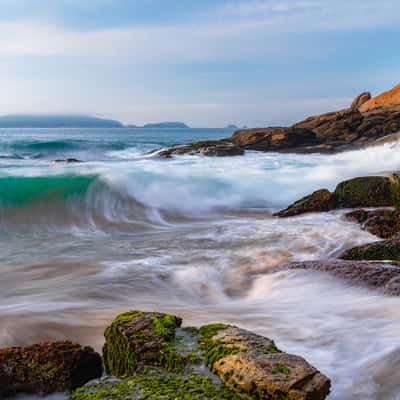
[0,114,123,128]
[138,122,190,129]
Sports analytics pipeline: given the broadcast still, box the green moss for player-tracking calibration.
[390,178,400,211]
[151,315,177,341]
[273,363,291,375]
[198,324,248,371]
[103,311,145,377]
[70,373,246,400]
[342,239,400,261]
[263,345,280,354]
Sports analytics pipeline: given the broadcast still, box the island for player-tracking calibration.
[0,114,123,128]
[141,122,189,129]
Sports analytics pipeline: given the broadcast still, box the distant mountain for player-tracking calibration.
[0,114,123,128]
[142,122,189,129]
[225,124,238,129]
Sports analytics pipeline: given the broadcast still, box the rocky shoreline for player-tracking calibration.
[149,83,400,157]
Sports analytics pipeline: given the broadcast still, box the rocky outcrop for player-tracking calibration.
[345,209,400,239]
[150,84,400,157]
[278,260,400,295]
[72,310,331,400]
[340,238,400,262]
[275,176,398,217]
[0,341,102,397]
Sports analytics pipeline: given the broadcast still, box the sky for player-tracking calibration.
[0,0,399,127]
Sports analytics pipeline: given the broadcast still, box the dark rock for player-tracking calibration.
[150,141,244,158]
[0,341,102,397]
[345,209,400,239]
[340,238,400,262]
[53,158,82,163]
[279,260,400,295]
[274,189,335,217]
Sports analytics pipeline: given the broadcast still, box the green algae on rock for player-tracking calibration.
[70,371,245,400]
[103,310,183,376]
[0,341,102,397]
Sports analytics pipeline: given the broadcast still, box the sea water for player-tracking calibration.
[1,128,400,399]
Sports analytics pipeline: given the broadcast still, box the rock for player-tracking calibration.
[149,141,244,158]
[0,341,102,397]
[70,373,244,400]
[278,260,400,295]
[350,92,371,110]
[95,310,331,400]
[274,189,335,217]
[359,83,400,113]
[340,238,400,262]
[53,158,82,163]
[199,325,330,400]
[334,176,395,208]
[275,176,399,217]
[345,209,400,239]
[103,310,182,376]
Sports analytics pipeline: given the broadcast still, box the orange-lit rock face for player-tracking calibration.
[359,84,400,113]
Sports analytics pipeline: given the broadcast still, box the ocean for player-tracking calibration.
[2,128,400,400]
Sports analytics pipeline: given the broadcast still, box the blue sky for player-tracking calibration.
[0,0,399,127]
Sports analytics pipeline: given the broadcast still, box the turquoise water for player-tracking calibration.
[2,128,400,399]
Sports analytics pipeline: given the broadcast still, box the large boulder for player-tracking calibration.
[0,341,102,397]
[278,260,400,295]
[89,311,331,400]
[275,176,399,217]
[340,238,400,262]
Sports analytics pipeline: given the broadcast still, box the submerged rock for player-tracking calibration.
[279,260,400,295]
[275,176,399,217]
[0,341,102,397]
[74,310,331,400]
[340,238,400,262]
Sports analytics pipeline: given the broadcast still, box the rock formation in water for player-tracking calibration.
[278,260,400,295]
[72,310,331,400]
[274,175,399,217]
[0,341,102,397]
[150,83,400,157]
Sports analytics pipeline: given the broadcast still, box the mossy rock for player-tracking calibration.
[334,176,395,208]
[341,238,400,261]
[70,371,245,400]
[103,311,183,377]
